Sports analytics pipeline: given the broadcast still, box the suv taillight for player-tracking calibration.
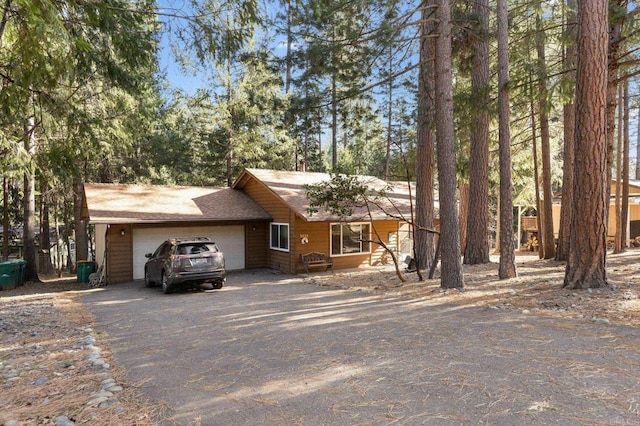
[170,254,186,268]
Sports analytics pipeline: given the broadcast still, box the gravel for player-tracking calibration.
[0,294,131,425]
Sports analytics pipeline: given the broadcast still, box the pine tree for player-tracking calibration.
[463,0,490,265]
[564,0,609,289]
[497,0,516,279]
[435,0,464,289]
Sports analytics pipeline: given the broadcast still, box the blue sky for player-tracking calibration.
[155,0,203,95]
[155,0,285,96]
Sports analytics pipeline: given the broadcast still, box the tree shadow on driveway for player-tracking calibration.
[82,269,640,425]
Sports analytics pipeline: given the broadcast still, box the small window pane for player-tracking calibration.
[361,224,370,253]
[343,224,361,254]
[271,224,279,248]
[331,225,341,255]
[279,226,289,250]
[270,223,289,251]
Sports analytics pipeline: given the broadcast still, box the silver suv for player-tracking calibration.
[144,237,226,294]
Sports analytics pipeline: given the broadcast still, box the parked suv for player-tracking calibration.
[144,237,226,294]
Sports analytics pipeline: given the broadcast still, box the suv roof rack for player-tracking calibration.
[169,237,211,243]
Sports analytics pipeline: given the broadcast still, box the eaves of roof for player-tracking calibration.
[83,183,272,224]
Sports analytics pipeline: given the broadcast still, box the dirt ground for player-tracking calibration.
[309,249,640,328]
[0,279,159,425]
[0,249,638,424]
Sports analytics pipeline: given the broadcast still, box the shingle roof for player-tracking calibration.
[83,183,272,224]
[233,168,433,222]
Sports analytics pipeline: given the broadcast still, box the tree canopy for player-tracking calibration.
[1,0,638,288]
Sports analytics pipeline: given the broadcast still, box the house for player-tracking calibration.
[550,179,640,241]
[523,179,640,246]
[232,168,420,274]
[82,183,272,284]
[82,168,428,284]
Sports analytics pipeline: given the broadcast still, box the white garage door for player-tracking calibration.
[132,226,245,279]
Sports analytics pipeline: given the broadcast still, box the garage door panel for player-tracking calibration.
[132,226,245,279]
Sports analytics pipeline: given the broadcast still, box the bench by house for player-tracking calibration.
[301,252,333,274]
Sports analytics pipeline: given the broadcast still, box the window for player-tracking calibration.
[331,223,371,256]
[270,223,289,251]
[398,223,413,258]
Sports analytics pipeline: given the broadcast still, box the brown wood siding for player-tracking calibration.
[106,220,270,282]
[241,177,406,274]
[246,221,268,268]
[331,254,371,270]
[131,221,249,230]
[294,219,401,273]
[107,225,132,284]
[294,220,330,273]
[241,180,290,223]
[370,221,399,265]
[241,178,297,273]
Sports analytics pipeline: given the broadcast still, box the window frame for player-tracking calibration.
[269,222,290,252]
[330,222,372,257]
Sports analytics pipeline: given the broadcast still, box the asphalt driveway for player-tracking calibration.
[82,269,640,425]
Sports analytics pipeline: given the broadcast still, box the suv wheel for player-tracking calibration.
[144,269,154,287]
[161,272,173,294]
[211,279,224,290]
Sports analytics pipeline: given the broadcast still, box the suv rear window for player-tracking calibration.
[176,243,219,255]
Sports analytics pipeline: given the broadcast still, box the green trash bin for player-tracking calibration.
[11,260,26,286]
[0,261,18,290]
[77,260,96,283]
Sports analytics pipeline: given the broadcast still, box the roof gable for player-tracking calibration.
[83,183,271,224]
[233,168,426,222]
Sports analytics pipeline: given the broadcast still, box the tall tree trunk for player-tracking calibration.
[564,0,608,289]
[330,24,338,173]
[285,0,296,170]
[621,79,629,248]
[530,82,543,259]
[536,11,555,259]
[318,128,323,172]
[636,107,640,180]
[458,180,469,255]
[226,57,234,187]
[2,176,8,261]
[614,84,623,253]
[331,72,338,172]
[497,0,516,279]
[603,1,626,250]
[434,0,463,289]
[414,0,436,273]
[556,0,577,262]
[384,49,393,181]
[39,179,52,274]
[463,0,490,265]
[0,0,11,47]
[606,1,625,182]
[494,196,500,253]
[303,132,309,168]
[53,194,62,275]
[557,98,575,261]
[64,199,74,271]
[73,172,88,264]
[23,117,39,283]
